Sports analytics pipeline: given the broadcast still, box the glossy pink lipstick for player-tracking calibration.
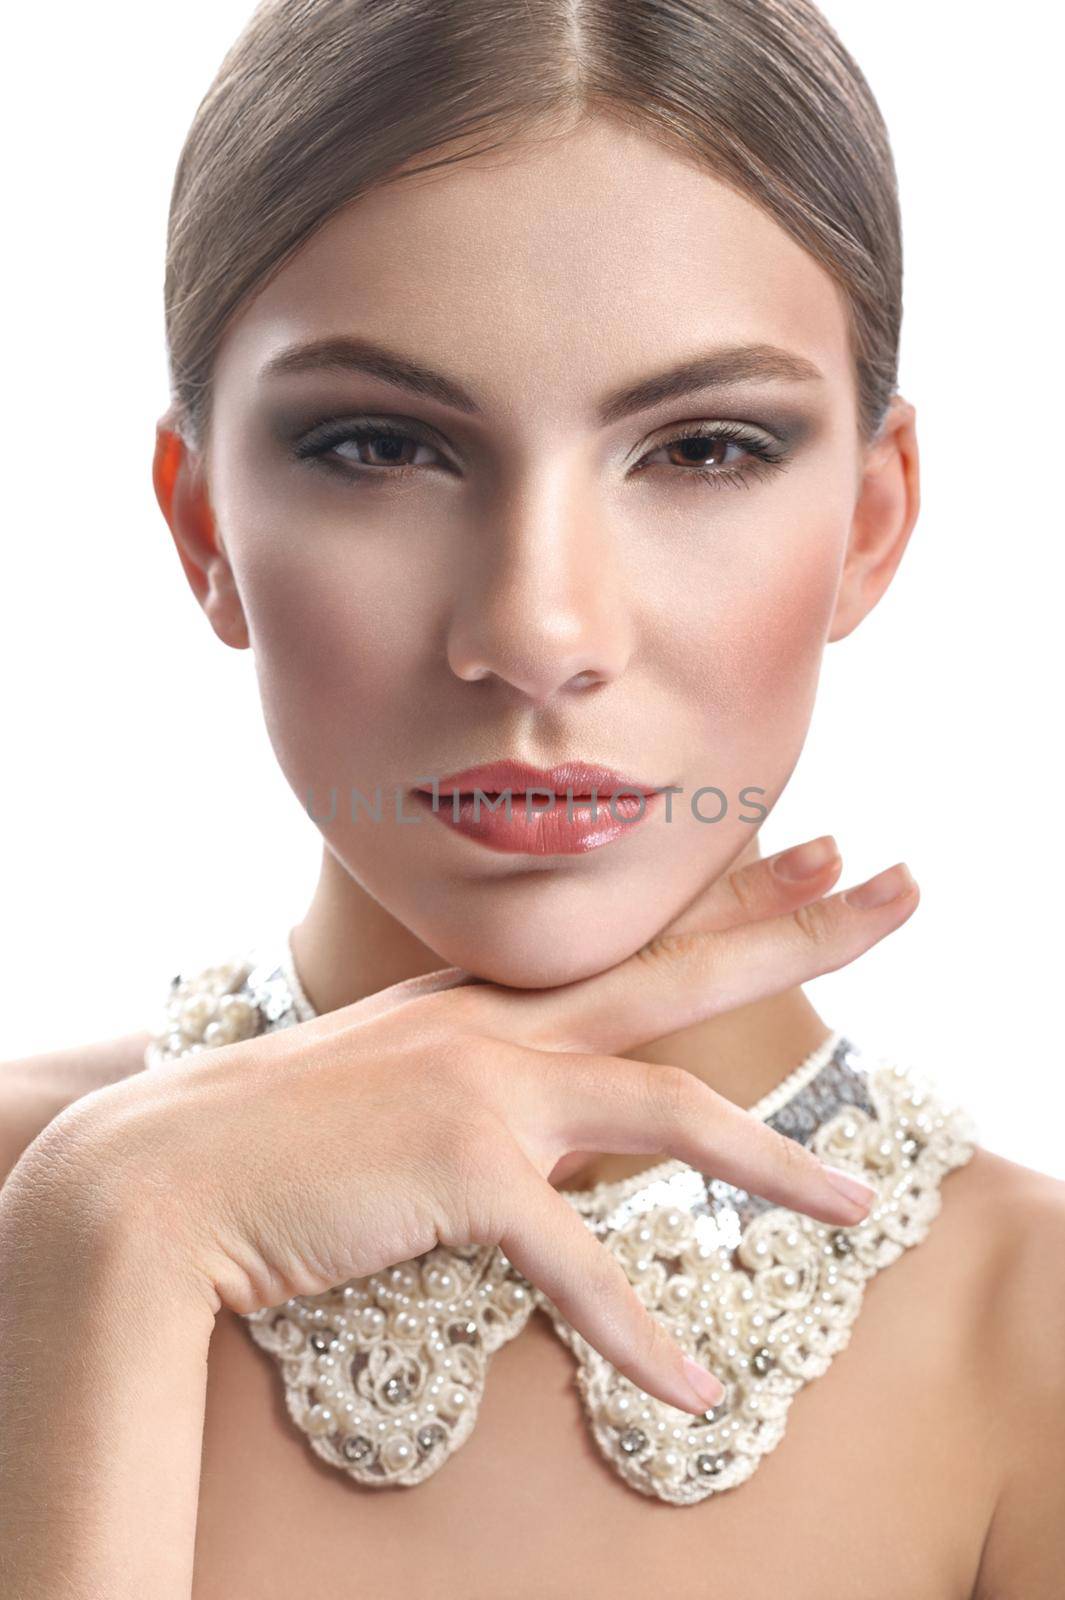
[412,760,664,855]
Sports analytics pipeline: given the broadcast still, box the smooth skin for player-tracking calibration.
[152,113,918,1039]
[2,110,1063,1598]
[1,838,907,1598]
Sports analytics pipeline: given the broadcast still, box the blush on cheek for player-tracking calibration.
[746,556,840,704]
[673,543,842,803]
[243,559,406,799]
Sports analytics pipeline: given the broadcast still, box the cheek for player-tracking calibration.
[729,555,840,715]
[232,532,435,783]
[663,514,844,786]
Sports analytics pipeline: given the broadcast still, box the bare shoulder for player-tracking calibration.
[941,1143,1065,1365]
[0,1031,152,1190]
[952,1146,1065,1598]
[939,1140,1065,1239]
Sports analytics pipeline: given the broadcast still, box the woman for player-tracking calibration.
[1,0,1062,1595]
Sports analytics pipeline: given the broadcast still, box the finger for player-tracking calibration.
[443,837,844,1048]
[497,1153,727,1415]
[660,833,842,939]
[267,963,493,1047]
[340,965,492,1023]
[285,837,841,1044]
[517,1047,876,1228]
[526,862,919,1056]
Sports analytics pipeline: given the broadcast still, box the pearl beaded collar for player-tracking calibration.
[144,940,978,1505]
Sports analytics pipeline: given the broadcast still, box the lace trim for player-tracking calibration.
[540,1058,978,1502]
[144,947,979,1503]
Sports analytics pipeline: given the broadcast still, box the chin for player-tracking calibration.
[421,922,655,992]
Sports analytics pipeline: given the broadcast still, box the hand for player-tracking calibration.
[56,836,916,1417]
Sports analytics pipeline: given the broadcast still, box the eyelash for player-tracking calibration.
[292,416,792,491]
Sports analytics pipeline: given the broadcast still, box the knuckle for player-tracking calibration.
[638,1060,696,1127]
[635,929,719,992]
[790,897,837,948]
[774,1128,813,1179]
[635,929,696,970]
[726,864,760,918]
[589,1243,631,1312]
[632,1295,673,1372]
[632,935,668,971]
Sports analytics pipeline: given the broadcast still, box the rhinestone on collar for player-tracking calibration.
[145,940,979,1505]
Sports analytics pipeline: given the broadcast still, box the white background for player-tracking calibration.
[1,3,1061,1175]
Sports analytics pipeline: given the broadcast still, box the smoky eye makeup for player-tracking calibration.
[292,413,453,466]
[265,396,822,493]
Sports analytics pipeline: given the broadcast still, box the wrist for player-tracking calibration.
[2,1094,221,1331]
[0,1102,215,1600]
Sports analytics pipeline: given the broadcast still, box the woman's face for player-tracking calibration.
[185,114,904,987]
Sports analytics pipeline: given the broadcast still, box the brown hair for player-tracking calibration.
[163,0,902,454]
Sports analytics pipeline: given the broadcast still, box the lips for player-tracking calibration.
[416,759,662,800]
[410,759,664,856]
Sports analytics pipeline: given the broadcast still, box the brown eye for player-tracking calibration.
[634,421,791,489]
[292,417,453,482]
[333,430,430,468]
[661,434,739,470]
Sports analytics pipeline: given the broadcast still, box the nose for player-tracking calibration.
[445,470,633,704]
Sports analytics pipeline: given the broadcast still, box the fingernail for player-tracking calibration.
[821,1163,877,1210]
[682,1355,726,1409]
[771,835,839,882]
[842,862,916,910]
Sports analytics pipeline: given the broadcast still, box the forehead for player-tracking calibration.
[213,115,853,417]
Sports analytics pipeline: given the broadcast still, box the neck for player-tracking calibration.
[287,842,833,1193]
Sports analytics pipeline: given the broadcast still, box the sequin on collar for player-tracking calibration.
[145,941,978,1504]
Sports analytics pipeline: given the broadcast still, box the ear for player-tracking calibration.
[151,410,250,650]
[828,394,920,643]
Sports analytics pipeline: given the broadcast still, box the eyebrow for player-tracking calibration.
[260,335,824,427]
